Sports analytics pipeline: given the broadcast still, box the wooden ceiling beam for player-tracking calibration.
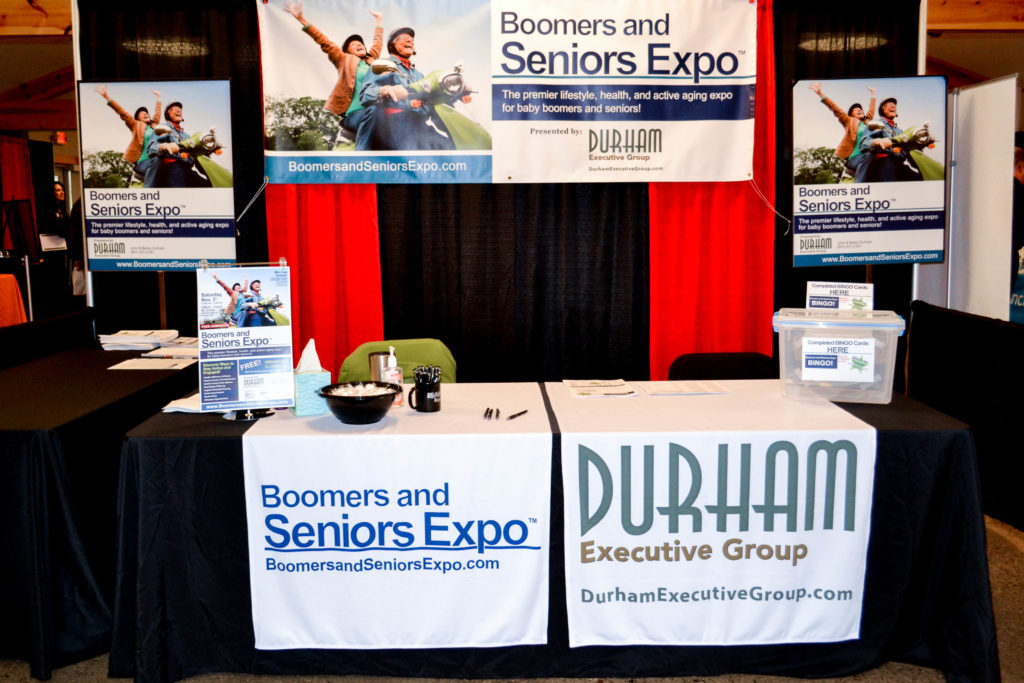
[0,64,74,101]
[925,56,988,89]
[0,98,76,130]
[928,0,1024,31]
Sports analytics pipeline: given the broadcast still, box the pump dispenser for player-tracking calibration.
[381,345,404,406]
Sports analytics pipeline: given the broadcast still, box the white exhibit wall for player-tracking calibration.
[914,75,1018,319]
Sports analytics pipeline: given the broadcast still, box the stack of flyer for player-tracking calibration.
[99,329,180,350]
[143,336,199,359]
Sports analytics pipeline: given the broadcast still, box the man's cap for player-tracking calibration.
[847,102,863,116]
[134,106,149,120]
[164,101,183,119]
[880,97,897,109]
[387,26,414,54]
[342,34,364,53]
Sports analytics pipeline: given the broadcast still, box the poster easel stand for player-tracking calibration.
[198,258,288,421]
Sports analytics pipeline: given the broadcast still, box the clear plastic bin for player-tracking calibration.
[772,308,905,404]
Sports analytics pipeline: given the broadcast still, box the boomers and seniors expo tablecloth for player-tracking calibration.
[241,382,552,649]
[549,380,877,647]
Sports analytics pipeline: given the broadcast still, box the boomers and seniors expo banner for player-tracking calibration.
[792,76,946,267]
[242,418,552,649]
[257,0,756,184]
[77,79,236,271]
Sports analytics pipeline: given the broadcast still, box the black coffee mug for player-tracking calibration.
[408,380,441,412]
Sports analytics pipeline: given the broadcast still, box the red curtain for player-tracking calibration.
[265,184,384,378]
[648,0,776,380]
[0,135,36,251]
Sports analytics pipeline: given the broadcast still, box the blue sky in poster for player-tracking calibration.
[259,0,492,134]
[793,76,946,167]
[78,79,234,172]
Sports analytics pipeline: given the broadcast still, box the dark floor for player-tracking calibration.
[3,517,1021,682]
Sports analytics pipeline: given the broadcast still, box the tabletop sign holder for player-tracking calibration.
[197,258,292,421]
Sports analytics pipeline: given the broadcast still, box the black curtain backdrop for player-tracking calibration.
[772,0,921,390]
[377,183,650,382]
[77,0,266,336]
[75,1,923,384]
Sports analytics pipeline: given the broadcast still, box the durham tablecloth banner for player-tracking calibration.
[258,0,756,184]
[242,382,552,649]
[550,380,876,646]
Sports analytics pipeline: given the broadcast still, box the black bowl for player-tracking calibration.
[317,381,401,424]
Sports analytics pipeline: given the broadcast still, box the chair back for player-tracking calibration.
[338,338,457,383]
[907,300,1024,530]
[667,352,776,381]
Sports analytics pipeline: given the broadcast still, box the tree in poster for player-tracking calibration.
[82,150,133,188]
[793,146,846,185]
[263,95,339,151]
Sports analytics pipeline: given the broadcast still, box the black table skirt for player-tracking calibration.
[109,394,999,683]
[0,349,197,679]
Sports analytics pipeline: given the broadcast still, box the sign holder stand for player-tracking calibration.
[198,257,289,421]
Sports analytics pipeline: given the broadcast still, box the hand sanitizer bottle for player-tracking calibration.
[381,345,404,406]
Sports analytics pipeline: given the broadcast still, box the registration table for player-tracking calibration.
[108,381,998,682]
[0,349,198,679]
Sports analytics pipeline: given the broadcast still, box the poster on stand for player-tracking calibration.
[791,76,946,267]
[77,79,236,271]
[257,0,756,184]
[197,266,294,411]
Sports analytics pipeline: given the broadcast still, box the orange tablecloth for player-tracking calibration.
[0,274,28,326]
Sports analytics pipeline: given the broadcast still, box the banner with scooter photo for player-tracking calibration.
[256,0,756,184]
[791,76,947,267]
[77,79,236,271]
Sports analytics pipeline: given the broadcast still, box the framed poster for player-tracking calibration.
[197,266,294,412]
[77,79,236,271]
[792,76,946,267]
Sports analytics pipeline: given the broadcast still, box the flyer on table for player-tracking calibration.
[197,266,294,411]
[792,76,946,267]
[77,79,236,271]
[562,428,877,646]
[257,0,756,184]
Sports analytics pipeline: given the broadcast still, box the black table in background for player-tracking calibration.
[109,392,998,683]
[0,349,197,679]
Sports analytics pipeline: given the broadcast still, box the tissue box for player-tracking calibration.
[292,371,331,416]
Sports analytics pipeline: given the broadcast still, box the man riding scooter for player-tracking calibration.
[355,26,455,151]
[859,96,903,182]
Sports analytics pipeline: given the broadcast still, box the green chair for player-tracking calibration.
[338,338,457,384]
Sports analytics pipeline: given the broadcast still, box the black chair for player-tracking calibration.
[667,351,777,381]
[906,300,1024,530]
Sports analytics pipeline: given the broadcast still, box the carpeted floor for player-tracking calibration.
[3,517,1021,683]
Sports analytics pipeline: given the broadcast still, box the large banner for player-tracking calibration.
[559,398,877,646]
[242,419,551,648]
[792,76,946,267]
[77,79,236,271]
[257,0,756,184]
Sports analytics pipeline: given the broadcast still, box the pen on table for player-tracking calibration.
[494,408,499,420]
[507,409,528,420]
[482,407,492,420]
